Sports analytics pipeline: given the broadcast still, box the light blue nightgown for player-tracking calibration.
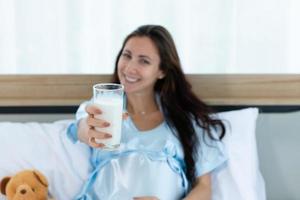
[67,97,227,200]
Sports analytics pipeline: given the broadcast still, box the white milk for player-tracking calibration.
[94,97,123,148]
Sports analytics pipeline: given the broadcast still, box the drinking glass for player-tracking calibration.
[93,83,124,150]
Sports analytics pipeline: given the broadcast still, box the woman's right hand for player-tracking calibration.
[77,104,112,148]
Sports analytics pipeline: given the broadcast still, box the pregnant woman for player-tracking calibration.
[67,25,227,200]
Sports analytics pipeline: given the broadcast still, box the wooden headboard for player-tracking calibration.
[0,74,299,112]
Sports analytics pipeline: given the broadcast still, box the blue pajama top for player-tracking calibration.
[67,97,227,200]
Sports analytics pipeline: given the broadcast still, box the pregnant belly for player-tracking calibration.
[91,152,185,200]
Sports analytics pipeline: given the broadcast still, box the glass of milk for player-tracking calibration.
[93,83,124,150]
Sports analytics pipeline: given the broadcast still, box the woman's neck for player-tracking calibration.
[126,92,159,116]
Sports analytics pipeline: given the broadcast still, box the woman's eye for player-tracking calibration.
[140,59,150,65]
[121,53,131,59]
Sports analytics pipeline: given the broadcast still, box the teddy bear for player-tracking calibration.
[0,169,53,200]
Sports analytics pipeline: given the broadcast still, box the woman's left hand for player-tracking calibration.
[133,197,159,200]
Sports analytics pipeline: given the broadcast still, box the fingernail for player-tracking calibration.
[105,134,112,138]
[104,122,110,126]
[89,137,94,143]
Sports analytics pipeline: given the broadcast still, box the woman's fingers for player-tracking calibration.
[87,116,110,128]
[85,103,102,115]
[87,128,112,149]
[88,137,105,148]
[87,127,112,140]
[83,104,113,148]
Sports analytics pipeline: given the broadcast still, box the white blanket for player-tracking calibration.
[0,120,91,199]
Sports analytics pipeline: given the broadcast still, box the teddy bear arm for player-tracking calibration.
[32,170,48,188]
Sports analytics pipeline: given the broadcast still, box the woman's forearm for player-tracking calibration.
[183,174,211,200]
[183,184,211,200]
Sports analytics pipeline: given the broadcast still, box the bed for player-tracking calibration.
[1,74,299,200]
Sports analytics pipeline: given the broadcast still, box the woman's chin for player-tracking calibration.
[124,86,146,95]
[123,86,136,94]
[122,82,139,93]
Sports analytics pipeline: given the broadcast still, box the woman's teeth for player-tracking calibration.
[125,75,139,83]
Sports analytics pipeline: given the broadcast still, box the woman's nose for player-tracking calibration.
[124,60,137,74]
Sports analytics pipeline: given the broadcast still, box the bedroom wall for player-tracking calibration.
[0,112,299,200]
[256,111,300,200]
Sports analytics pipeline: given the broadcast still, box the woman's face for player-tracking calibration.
[117,36,164,95]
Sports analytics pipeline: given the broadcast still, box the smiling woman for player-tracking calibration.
[117,36,164,94]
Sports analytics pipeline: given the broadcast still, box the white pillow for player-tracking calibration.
[212,108,266,200]
[0,120,91,199]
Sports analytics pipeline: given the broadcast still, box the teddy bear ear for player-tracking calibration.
[0,177,11,195]
[32,170,49,188]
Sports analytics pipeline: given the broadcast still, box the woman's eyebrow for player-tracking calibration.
[123,49,152,60]
[139,55,151,60]
[123,49,131,54]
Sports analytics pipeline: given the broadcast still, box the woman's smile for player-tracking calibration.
[123,74,140,83]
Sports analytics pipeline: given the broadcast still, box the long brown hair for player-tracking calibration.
[112,25,225,189]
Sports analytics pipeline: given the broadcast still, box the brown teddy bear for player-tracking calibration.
[0,170,53,200]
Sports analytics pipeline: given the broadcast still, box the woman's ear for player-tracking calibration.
[158,71,165,79]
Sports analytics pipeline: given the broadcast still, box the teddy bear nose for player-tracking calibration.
[20,189,27,194]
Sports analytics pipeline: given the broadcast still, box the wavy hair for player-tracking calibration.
[112,25,225,189]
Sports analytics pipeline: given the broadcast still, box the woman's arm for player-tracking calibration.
[183,173,211,200]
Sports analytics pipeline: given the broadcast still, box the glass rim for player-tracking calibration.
[93,83,124,91]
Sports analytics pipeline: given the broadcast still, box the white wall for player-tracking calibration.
[0,0,299,74]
